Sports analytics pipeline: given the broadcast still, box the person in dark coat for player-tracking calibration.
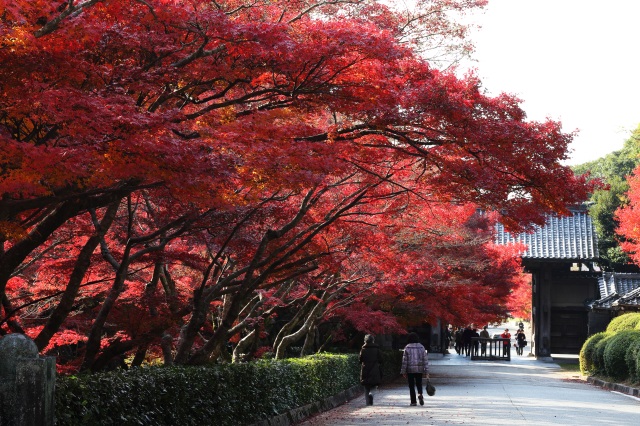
[462,324,474,356]
[516,328,527,355]
[359,334,383,405]
[454,327,463,354]
[471,326,480,356]
[479,325,490,356]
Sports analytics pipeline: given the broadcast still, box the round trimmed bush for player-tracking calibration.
[579,332,610,375]
[593,333,615,375]
[603,330,640,380]
[626,338,640,383]
[606,312,640,333]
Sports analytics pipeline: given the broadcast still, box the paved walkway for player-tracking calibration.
[298,346,640,425]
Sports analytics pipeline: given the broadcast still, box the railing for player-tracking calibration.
[470,337,511,361]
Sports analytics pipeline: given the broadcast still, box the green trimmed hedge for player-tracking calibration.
[606,312,640,333]
[626,338,640,382]
[580,313,640,384]
[603,330,640,379]
[593,333,615,375]
[55,351,403,425]
[380,349,404,383]
[579,332,609,375]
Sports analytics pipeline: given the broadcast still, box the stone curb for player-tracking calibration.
[586,376,640,397]
[249,384,363,426]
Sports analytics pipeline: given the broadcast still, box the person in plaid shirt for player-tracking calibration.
[400,332,429,406]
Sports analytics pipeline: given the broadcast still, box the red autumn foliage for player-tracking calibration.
[616,165,640,264]
[0,0,592,371]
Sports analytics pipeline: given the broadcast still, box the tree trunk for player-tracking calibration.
[161,333,174,366]
[300,322,318,356]
[275,300,326,359]
[131,344,148,368]
[187,295,243,365]
[80,247,132,372]
[232,329,256,363]
[34,201,120,350]
[272,298,315,351]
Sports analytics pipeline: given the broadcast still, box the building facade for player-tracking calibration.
[496,206,600,356]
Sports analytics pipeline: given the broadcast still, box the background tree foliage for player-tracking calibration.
[573,125,640,270]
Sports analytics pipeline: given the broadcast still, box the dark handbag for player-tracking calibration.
[426,380,436,396]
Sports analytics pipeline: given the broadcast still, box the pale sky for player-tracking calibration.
[459,0,640,165]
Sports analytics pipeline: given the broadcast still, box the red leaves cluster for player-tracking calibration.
[0,1,591,371]
[615,166,640,264]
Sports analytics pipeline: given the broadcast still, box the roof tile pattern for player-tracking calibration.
[598,272,640,299]
[591,273,640,309]
[495,209,598,260]
[617,286,640,306]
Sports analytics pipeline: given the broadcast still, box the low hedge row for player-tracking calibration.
[55,351,403,425]
[580,313,640,383]
[380,349,404,383]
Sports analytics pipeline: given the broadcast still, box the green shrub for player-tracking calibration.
[380,350,404,383]
[627,341,640,383]
[606,312,640,333]
[625,338,640,383]
[603,330,640,380]
[56,353,361,426]
[593,333,615,375]
[579,332,610,375]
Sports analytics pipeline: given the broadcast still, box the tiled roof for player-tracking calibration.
[598,272,640,298]
[590,273,640,309]
[590,293,619,310]
[616,286,640,306]
[494,208,598,260]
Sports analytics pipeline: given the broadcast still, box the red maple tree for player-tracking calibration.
[615,165,640,264]
[1,0,592,371]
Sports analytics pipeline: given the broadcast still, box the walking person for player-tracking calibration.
[400,332,429,406]
[454,327,463,354]
[500,328,511,356]
[359,334,383,405]
[471,326,480,356]
[516,328,527,355]
[462,324,473,356]
[479,325,490,356]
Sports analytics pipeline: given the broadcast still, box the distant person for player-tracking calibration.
[516,329,527,355]
[359,334,383,405]
[462,324,473,356]
[500,328,511,356]
[454,327,463,354]
[479,325,490,356]
[471,326,480,356]
[445,326,453,350]
[400,332,429,406]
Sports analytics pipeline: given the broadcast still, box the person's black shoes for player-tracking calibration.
[367,394,373,405]
[418,394,424,406]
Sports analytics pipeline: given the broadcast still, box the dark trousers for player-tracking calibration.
[364,385,373,397]
[406,373,423,403]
